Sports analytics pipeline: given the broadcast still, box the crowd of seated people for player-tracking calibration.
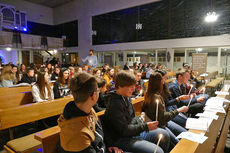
[0,60,210,153]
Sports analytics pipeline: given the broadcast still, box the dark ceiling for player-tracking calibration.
[24,0,73,8]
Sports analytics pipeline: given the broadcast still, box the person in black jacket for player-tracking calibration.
[20,68,36,84]
[51,67,60,81]
[105,71,170,153]
[53,68,71,99]
[168,70,204,116]
[93,77,107,112]
[133,70,146,97]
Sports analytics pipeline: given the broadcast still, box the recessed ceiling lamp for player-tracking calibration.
[196,48,203,52]
[205,11,218,23]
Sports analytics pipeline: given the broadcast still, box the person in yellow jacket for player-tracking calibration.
[58,72,123,153]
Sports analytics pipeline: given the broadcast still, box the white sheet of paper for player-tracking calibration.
[186,118,213,131]
[215,91,229,96]
[196,112,219,120]
[200,73,208,77]
[204,105,226,114]
[176,131,208,144]
[205,97,225,107]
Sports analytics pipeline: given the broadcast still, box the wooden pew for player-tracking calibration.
[1,96,74,153]
[143,71,176,90]
[206,77,224,96]
[198,71,218,82]
[170,85,230,153]
[34,97,144,153]
[0,92,33,109]
[0,86,31,96]
[0,96,74,130]
[206,77,224,89]
[165,71,176,78]
[0,86,33,109]
[0,82,55,109]
[165,78,175,84]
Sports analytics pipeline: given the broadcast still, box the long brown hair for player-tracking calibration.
[35,72,52,100]
[145,72,163,105]
[1,66,16,81]
[57,68,70,87]
[105,68,114,79]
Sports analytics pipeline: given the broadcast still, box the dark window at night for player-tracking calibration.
[27,20,78,47]
[92,0,230,45]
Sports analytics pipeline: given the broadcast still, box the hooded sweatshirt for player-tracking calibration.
[58,101,106,153]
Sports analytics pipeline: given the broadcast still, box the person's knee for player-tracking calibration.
[159,128,170,141]
[155,147,164,153]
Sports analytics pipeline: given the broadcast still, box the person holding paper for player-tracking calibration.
[143,72,188,146]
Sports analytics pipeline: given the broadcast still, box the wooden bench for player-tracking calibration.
[170,85,230,153]
[165,78,175,84]
[2,96,74,153]
[4,133,42,153]
[34,97,145,153]
[206,77,224,96]
[206,77,224,89]
[165,71,176,78]
[198,71,218,82]
[0,86,32,96]
[0,96,74,130]
[0,92,33,109]
[143,71,176,90]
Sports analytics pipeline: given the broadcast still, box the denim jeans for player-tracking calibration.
[114,128,170,153]
[171,113,188,128]
[166,120,187,147]
[195,93,209,106]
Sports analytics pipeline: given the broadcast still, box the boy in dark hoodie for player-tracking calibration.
[105,70,171,153]
[20,68,36,84]
[58,72,123,153]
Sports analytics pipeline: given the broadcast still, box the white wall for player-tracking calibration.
[1,0,53,25]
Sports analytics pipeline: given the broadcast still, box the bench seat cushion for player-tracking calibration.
[6,133,41,153]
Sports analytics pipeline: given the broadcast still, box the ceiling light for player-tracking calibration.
[53,49,57,53]
[136,23,142,30]
[205,11,218,23]
[6,47,11,51]
[196,48,203,52]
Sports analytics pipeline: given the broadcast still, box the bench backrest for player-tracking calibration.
[0,86,32,96]
[34,97,144,153]
[165,71,176,78]
[207,71,218,80]
[0,97,74,130]
[0,92,33,109]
